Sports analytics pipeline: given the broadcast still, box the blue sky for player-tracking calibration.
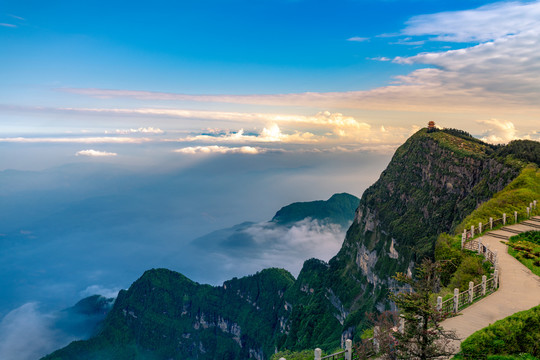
[1,0,488,95]
[2,0,540,167]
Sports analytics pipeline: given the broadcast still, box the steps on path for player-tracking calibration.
[501,226,522,234]
[442,220,540,354]
[488,232,510,240]
[522,220,540,229]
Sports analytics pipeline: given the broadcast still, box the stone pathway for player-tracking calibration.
[441,216,540,353]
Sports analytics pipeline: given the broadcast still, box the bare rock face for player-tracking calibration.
[355,243,379,286]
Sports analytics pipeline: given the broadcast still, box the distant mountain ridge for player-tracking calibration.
[191,193,359,252]
[271,193,360,226]
[42,129,540,360]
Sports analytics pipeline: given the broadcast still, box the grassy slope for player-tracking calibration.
[456,305,540,359]
[457,165,540,233]
[508,231,540,277]
[435,165,540,293]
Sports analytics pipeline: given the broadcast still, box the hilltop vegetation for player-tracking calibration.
[435,164,539,293]
[272,193,360,226]
[457,165,540,233]
[508,231,540,277]
[43,268,295,360]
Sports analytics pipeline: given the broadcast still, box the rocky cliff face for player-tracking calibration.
[281,129,522,351]
[43,268,295,360]
[42,129,533,359]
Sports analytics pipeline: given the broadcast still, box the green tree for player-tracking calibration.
[390,259,458,360]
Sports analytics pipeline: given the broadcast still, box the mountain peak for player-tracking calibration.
[271,192,359,225]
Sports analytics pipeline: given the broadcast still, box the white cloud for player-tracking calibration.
[347,36,369,42]
[108,127,164,135]
[215,218,346,277]
[0,23,16,28]
[174,145,263,155]
[369,56,391,62]
[177,123,318,144]
[174,116,390,145]
[403,0,540,43]
[54,107,382,144]
[390,37,425,46]
[75,149,118,157]
[57,106,372,129]
[0,303,60,360]
[79,285,120,299]
[477,119,517,144]
[8,14,25,21]
[0,137,150,144]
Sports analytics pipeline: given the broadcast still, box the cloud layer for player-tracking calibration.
[75,149,118,157]
[192,218,348,278]
[0,303,61,360]
[403,1,540,42]
[174,145,262,154]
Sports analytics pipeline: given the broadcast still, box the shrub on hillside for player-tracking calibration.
[459,305,540,358]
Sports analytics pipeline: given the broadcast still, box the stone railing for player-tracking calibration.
[443,199,539,316]
[276,340,354,360]
[462,237,498,267]
[460,200,538,247]
[316,340,352,360]
[437,271,498,315]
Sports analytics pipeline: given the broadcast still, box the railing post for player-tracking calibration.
[279,358,286,360]
[461,233,465,250]
[437,296,442,311]
[490,217,493,229]
[494,270,499,289]
[399,316,405,333]
[314,348,322,360]
[484,244,489,259]
[468,281,474,303]
[534,200,537,210]
[471,225,475,237]
[477,239,482,254]
[479,222,482,234]
[494,250,498,269]
[373,326,380,353]
[453,288,459,313]
[503,213,506,225]
[345,339,352,360]
[527,207,530,218]
[481,275,487,296]
[514,211,518,223]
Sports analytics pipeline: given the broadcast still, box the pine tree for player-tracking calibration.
[389,258,458,359]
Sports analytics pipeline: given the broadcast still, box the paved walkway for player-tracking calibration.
[441,216,540,353]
